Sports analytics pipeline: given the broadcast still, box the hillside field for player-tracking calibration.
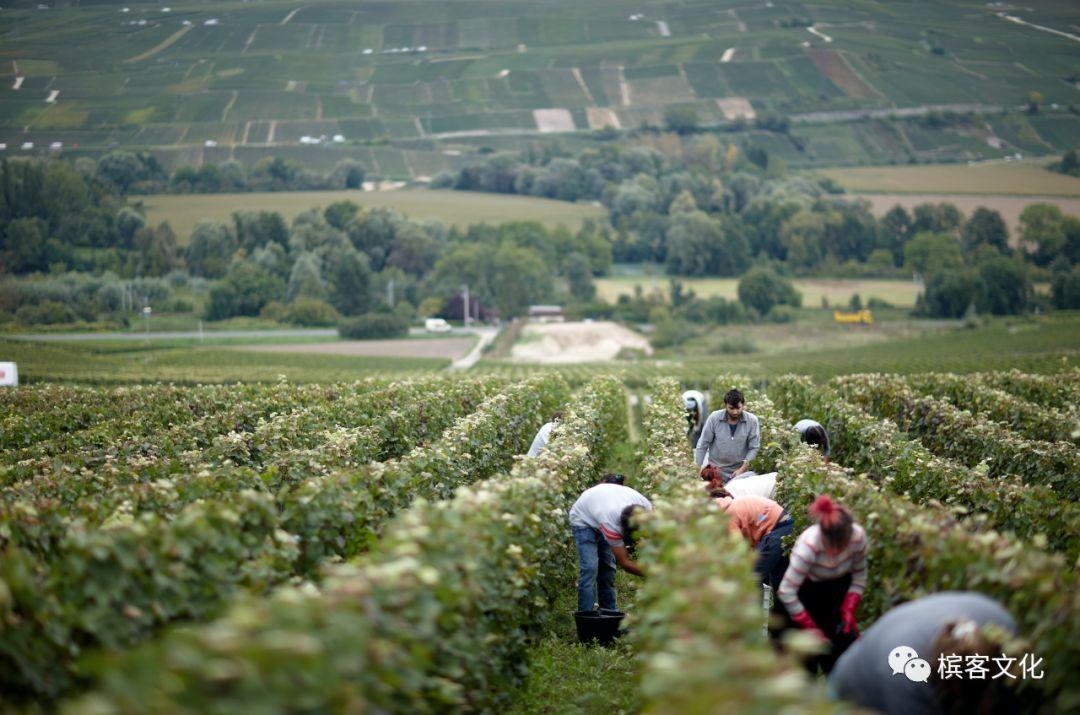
[139,188,606,239]
[2,0,1079,170]
[596,276,921,308]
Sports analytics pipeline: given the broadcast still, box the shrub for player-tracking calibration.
[338,311,408,339]
[737,266,802,316]
[14,300,79,325]
[766,304,798,323]
[283,297,341,326]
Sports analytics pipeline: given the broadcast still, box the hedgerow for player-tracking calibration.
[774,446,1079,711]
[633,377,843,713]
[833,373,1080,500]
[769,374,1080,561]
[905,372,1078,445]
[60,376,626,713]
[0,375,564,701]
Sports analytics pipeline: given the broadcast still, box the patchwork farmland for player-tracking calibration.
[1,0,1079,174]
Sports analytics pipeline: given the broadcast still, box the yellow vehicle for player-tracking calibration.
[834,309,873,325]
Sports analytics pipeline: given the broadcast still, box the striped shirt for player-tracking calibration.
[778,523,868,616]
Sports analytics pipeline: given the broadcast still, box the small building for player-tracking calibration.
[528,305,565,323]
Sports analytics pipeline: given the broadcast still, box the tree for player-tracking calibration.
[876,208,911,267]
[185,220,237,278]
[904,232,962,276]
[331,159,366,189]
[3,217,49,273]
[976,254,1030,315]
[1051,266,1080,309]
[324,201,360,231]
[664,105,699,134]
[326,246,374,316]
[384,224,441,277]
[779,210,827,272]
[233,210,288,252]
[286,251,327,303]
[115,207,146,249]
[1057,149,1079,177]
[1019,203,1067,266]
[737,266,802,316]
[130,222,180,277]
[913,202,963,235]
[96,151,144,193]
[563,251,596,302]
[666,211,749,277]
[961,207,1009,255]
[205,262,285,320]
[921,269,984,318]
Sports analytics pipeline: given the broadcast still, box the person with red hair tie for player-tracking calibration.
[775,495,868,673]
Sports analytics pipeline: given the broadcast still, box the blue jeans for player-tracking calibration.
[755,516,794,591]
[572,525,617,612]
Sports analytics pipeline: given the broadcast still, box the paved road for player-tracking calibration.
[9,328,341,341]
[9,326,491,343]
[451,328,499,370]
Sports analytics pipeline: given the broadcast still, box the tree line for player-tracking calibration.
[2,150,1079,331]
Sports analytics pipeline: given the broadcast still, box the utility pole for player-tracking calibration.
[387,277,395,307]
[461,283,470,329]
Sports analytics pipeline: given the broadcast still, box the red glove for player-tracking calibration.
[840,592,861,635]
[791,610,828,642]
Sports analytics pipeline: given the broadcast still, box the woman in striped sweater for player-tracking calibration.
[775,495,867,673]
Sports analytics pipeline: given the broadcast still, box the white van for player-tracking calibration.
[424,318,452,333]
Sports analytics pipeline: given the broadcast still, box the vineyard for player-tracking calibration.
[0,368,1076,712]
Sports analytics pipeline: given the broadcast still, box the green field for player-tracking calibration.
[139,188,606,239]
[596,276,921,308]
[0,339,449,384]
[817,161,1080,197]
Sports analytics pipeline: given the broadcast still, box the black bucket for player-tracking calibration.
[574,609,625,645]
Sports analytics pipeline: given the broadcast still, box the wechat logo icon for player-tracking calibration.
[888,645,932,683]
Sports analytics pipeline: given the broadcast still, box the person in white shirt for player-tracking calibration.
[682,389,708,450]
[526,411,562,458]
[568,479,652,612]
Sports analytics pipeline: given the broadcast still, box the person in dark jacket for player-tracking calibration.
[795,418,831,464]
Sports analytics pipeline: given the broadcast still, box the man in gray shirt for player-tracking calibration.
[694,388,760,482]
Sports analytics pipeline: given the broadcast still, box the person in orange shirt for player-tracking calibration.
[709,480,793,590]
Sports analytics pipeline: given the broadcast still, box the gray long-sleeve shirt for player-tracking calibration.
[694,409,760,476]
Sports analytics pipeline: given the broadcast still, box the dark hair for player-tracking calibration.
[699,465,721,482]
[723,389,744,407]
[550,411,563,422]
[808,495,854,550]
[599,473,625,485]
[930,620,1020,715]
[802,424,828,451]
[619,504,644,550]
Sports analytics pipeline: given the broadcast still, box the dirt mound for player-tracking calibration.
[509,321,652,363]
